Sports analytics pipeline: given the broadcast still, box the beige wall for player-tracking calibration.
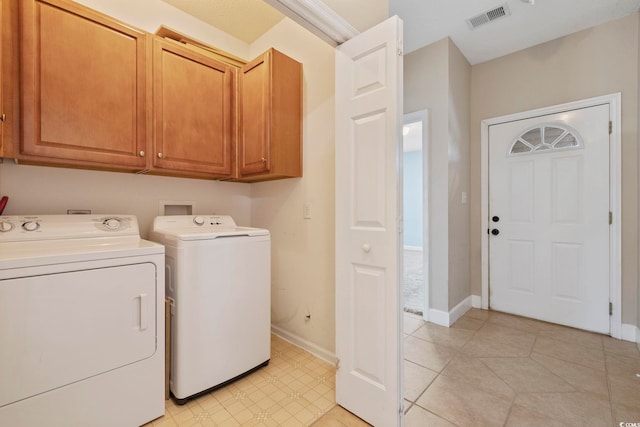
[637,12,640,344]
[404,38,471,315]
[470,13,639,326]
[404,39,449,312]
[447,42,471,310]
[249,20,337,353]
[74,0,250,59]
[0,162,251,237]
[323,0,389,33]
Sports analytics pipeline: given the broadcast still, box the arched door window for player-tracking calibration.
[508,123,583,156]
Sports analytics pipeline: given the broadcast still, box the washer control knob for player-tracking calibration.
[103,218,121,230]
[193,216,205,226]
[0,221,13,232]
[22,221,39,231]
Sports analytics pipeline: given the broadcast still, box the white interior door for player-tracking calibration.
[489,104,610,333]
[335,16,403,427]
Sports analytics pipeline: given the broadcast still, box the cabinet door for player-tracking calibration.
[238,51,271,176]
[237,49,302,182]
[0,0,15,158]
[19,0,147,168]
[152,38,233,176]
[0,0,5,154]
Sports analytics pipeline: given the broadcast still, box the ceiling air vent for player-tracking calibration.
[467,4,511,29]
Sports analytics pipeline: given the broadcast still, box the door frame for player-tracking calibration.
[403,109,429,319]
[480,93,622,338]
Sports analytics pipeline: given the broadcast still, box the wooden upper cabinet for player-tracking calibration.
[237,48,302,182]
[0,0,18,159]
[152,38,233,177]
[19,0,147,169]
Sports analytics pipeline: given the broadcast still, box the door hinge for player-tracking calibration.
[335,358,340,371]
[609,301,613,315]
[609,121,612,134]
[609,211,613,225]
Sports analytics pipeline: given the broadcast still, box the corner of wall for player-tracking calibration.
[637,10,640,350]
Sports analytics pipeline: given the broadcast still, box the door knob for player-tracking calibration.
[491,229,500,236]
[362,244,371,253]
[492,216,500,222]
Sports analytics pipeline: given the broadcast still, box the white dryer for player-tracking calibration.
[0,215,165,427]
[150,215,270,404]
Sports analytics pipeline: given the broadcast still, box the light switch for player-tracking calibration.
[461,192,468,204]
[303,202,312,219]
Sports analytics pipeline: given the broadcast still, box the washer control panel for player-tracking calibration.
[155,215,237,230]
[0,215,138,242]
[192,215,230,227]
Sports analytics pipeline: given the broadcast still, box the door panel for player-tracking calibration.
[153,38,233,175]
[20,0,147,167]
[238,53,270,175]
[353,112,387,228]
[0,263,156,407]
[489,104,610,333]
[335,16,403,427]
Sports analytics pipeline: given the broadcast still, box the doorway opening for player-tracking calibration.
[403,110,428,316]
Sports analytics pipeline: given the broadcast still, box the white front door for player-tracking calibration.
[335,16,403,427]
[489,104,610,333]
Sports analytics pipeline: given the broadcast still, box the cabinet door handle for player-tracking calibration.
[157,153,163,159]
[139,150,145,157]
[0,114,6,122]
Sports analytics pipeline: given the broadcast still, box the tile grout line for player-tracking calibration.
[404,310,489,425]
[602,334,617,426]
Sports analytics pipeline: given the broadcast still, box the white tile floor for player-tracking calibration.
[146,310,640,426]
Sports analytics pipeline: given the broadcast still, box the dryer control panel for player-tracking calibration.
[0,215,138,242]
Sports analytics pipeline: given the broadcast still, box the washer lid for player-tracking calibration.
[151,215,269,240]
[152,226,269,241]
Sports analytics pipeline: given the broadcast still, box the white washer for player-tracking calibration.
[150,215,270,403]
[0,215,165,427]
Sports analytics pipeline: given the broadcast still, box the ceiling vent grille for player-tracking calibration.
[467,4,511,29]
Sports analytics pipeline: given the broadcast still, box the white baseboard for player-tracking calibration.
[271,324,336,365]
[428,296,472,327]
[450,296,472,325]
[621,323,639,342]
[471,295,482,308]
[428,308,449,326]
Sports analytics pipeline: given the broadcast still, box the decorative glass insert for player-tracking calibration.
[508,124,582,156]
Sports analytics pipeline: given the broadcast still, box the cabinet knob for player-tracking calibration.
[261,157,267,163]
[157,153,163,159]
[139,150,145,157]
[0,114,6,122]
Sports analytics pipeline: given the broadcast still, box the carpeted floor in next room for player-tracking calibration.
[404,248,424,315]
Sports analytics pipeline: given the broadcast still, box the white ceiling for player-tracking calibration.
[390,0,640,64]
[159,0,640,65]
